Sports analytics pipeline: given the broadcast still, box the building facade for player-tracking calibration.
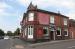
[69,19,75,39]
[20,3,70,42]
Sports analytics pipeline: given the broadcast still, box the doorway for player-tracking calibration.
[50,31,55,40]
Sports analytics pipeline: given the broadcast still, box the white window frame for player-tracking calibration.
[28,26,30,35]
[50,16,54,23]
[43,27,49,36]
[31,26,34,35]
[28,12,34,21]
[27,25,34,39]
[64,29,68,36]
[64,18,67,25]
[56,27,61,36]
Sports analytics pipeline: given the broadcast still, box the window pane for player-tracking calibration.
[64,28,68,36]
[31,27,33,35]
[64,31,67,35]
[43,27,48,35]
[57,30,60,35]
[43,29,47,34]
[28,27,29,35]
[50,16,54,23]
[28,26,34,35]
[64,18,67,25]
[31,26,33,35]
[28,13,34,21]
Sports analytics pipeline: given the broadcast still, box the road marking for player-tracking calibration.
[68,46,75,49]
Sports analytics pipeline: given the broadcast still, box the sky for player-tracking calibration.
[0,0,75,33]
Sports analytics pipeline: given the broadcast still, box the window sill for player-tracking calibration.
[64,35,68,36]
[43,34,49,36]
[57,35,61,36]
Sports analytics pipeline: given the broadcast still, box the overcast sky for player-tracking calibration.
[0,0,75,33]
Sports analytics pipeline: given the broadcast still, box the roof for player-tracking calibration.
[37,9,69,18]
[28,9,69,18]
[69,19,75,23]
[27,2,69,18]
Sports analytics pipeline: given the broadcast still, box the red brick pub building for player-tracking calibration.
[20,3,70,42]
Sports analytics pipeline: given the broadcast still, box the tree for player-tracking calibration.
[7,31,13,36]
[0,29,5,36]
[14,28,20,36]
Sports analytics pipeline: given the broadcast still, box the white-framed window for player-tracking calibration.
[30,26,33,35]
[50,16,54,23]
[64,29,68,36]
[56,27,61,36]
[43,27,49,36]
[64,18,67,25]
[28,25,34,35]
[27,25,34,39]
[28,12,34,21]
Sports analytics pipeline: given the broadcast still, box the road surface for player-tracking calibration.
[0,39,13,49]
[0,38,75,49]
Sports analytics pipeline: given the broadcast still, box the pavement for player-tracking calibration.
[10,38,27,49]
[10,38,75,49]
[29,39,75,47]
[28,39,75,49]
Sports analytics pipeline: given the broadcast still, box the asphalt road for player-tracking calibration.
[28,40,75,49]
[0,39,13,49]
[0,38,75,49]
[0,38,30,49]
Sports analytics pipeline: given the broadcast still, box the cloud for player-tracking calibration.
[0,2,21,32]
[17,0,75,19]
[0,2,13,16]
[0,11,21,33]
[32,0,75,9]
[0,2,12,9]
[16,0,31,6]
[66,11,75,19]
[60,0,75,9]
[17,0,75,9]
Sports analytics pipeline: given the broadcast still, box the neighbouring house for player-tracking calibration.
[20,2,70,42]
[69,19,75,39]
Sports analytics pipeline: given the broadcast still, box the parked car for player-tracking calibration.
[13,36,19,39]
[0,36,4,39]
[4,36,9,39]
